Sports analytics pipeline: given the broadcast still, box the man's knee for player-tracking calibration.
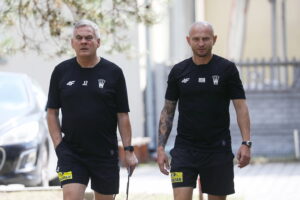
[62,183,86,200]
[94,191,114,200]
[173,187,194,200]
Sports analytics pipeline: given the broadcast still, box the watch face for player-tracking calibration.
[242,141,252,147]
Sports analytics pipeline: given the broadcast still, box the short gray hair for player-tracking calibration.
[73,19,101,39]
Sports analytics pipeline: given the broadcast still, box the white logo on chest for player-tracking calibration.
[98,79,106,88]
[212,75,220,85]
[198,78,206,83]
[181,78,190,83]
[66,81,75,86]
[82,80,88,86]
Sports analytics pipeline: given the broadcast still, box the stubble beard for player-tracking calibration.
[194,50,209,58]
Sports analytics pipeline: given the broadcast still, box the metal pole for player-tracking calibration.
[145,0,156,150]
[281,0,287,60]
[269,0,278,88]
[281,0,288,88]
[294,129,300,159]
[270,0,277,60]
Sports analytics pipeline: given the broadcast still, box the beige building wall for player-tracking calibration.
[285,0,300,59]
[204,0,300,60]
[203,0,232,58]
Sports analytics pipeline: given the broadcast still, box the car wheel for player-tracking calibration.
[38,143,49,187]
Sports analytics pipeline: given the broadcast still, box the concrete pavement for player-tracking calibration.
[233,162,300,200]
[119,161,300,200]
[0,161,299,200]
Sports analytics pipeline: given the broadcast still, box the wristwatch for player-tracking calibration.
[242,141,252,148]
[124,145,134,152]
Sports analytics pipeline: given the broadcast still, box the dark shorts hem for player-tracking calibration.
[204,189,235,196]
[170,148,235,195]
[56,141,120,194]
[92,187,119,195]
[172,184,196,189]
[60,179,87,187]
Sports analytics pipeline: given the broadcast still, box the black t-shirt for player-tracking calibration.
[47,57,129,158]
[165,55,245,152]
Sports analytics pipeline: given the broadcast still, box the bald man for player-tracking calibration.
[157,21,251,200]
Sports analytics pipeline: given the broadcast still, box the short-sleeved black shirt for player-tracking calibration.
[47,57,129,158]
[165,55,245,152]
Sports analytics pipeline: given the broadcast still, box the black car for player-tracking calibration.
[0,72,57,186]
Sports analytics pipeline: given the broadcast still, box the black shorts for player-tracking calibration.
[170,147,235,196]
[55,141,119,195]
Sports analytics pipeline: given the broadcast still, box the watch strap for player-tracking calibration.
[124,145,134,152]
[242,141,252,148]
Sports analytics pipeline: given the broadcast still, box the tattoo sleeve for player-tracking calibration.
[158,99,177,148]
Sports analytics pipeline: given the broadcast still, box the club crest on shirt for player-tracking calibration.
[98,79,106,88]
[212,75,220,85]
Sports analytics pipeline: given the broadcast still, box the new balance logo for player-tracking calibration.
[66,81,75,86]
[181,78,190,83]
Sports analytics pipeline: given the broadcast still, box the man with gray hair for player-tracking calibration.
[157,21,251,200]
[47,19,138,200]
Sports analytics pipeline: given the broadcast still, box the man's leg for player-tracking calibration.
[173,187,194,200]
[170,148,199,200]
[207,194,226,200]
[198,177,203,200]
[94,192,114,200]
[88,160,119,200]
[63,183,86,200]
[200,152,235,200]
[56,141,90,200]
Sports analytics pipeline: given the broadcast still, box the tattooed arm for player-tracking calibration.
[157,99,177,175]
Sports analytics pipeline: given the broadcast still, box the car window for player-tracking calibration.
[0,76,29,111]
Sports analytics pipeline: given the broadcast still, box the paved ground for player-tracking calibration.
[118,161,300,200]
[233,162,300,200]
[1,161,299,200]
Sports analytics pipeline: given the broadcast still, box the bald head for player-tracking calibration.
[188,21,215,36]
[186,21,217,62]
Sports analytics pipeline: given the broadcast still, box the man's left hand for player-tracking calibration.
[124,151,138,176]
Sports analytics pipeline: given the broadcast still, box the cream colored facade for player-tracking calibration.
[203,0,300,60]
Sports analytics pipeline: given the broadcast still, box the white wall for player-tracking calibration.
[0,53,61,92]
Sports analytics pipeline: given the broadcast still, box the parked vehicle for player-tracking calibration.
[0,72,57,186]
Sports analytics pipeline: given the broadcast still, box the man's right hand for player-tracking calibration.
[157,146,170,175]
